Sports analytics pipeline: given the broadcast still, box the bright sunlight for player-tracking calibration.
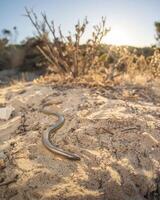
[106,26,132,45]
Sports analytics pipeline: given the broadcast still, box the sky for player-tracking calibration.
[0,0,160,47]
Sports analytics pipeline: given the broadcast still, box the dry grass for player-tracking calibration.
[34,45,160,87]
[0,9,159,86]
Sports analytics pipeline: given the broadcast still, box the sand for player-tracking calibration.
[0,82,160,200]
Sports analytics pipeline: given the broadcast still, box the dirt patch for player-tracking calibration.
[0,82,160,200]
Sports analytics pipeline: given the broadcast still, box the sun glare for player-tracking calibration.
[105,26,132,46]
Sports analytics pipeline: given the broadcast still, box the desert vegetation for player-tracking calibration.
[24,8,160,83]
[0,9,160,85]
[0,6,160,200]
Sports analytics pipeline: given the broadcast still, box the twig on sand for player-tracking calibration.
[121,126,139,132]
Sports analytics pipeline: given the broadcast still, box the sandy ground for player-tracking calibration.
[0,81,160,200]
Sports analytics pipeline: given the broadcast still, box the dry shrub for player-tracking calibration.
[25,8,160,85]
[35,46,160,86]
[25,8,114,78]
[149,49,160,77]
[104,46,160,80]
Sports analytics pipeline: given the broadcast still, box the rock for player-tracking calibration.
[0,116,21,142]
[0,159,5,169]
[0,106,15,120]
[15,158,36,171]
[0,151,7,171]
[0,151,6,160]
